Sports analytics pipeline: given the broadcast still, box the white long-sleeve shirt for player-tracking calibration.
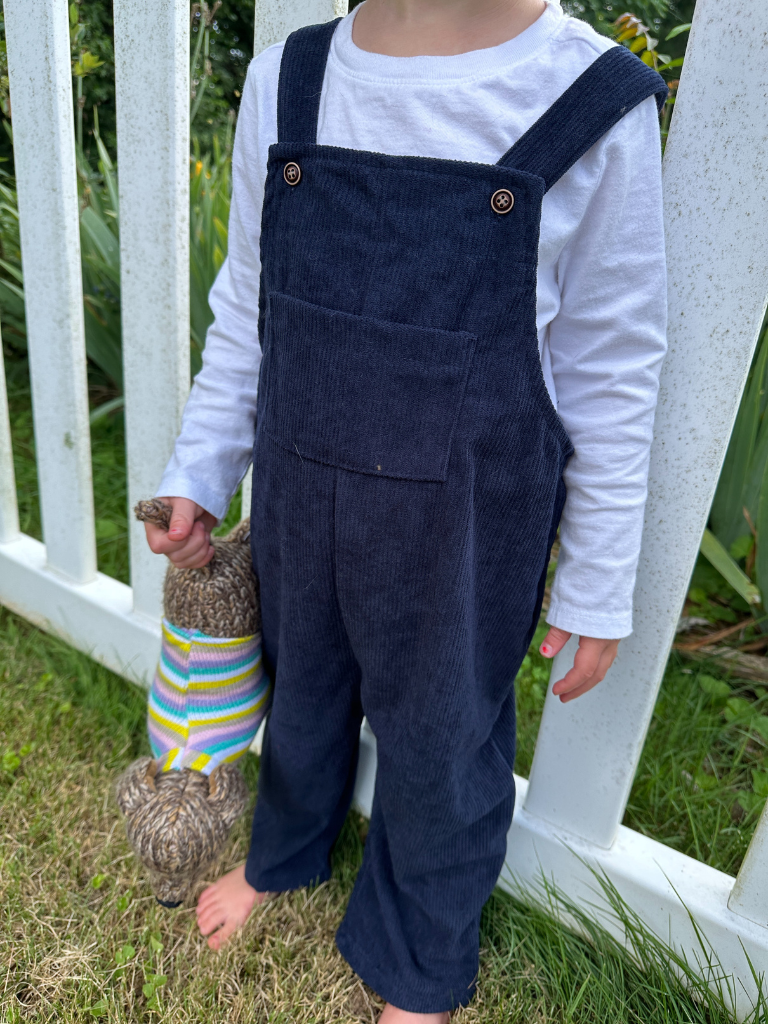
[159,0,667,639]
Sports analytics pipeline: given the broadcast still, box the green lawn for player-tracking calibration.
[3,350,768,1021]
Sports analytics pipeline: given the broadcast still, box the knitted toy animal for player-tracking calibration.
[116,499,269,907]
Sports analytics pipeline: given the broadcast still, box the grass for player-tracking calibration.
[4,349,768,1019]
[623,663,768,873]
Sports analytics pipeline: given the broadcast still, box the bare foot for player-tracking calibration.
[379,1004,449,1024]
[195,862,266,950]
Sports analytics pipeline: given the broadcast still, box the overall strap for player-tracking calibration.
[277,19,341,145]
[498,46,667,191]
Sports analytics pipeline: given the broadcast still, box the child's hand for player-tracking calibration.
[538,626,619,703]
[144,496,217,569]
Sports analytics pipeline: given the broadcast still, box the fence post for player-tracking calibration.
[523,0,768,848]
[240,467,253,521]
[113,0,190,622]
[254,0,348,55]
[0,335,18,543]
[729,799,768,925]
[4,0,97,584]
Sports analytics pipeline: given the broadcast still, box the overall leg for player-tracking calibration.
[333,471,537,1013]
[246,438,364,892]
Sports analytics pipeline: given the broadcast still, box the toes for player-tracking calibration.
[197,903,226,936]
[208,916,239,950]
[196,889,223,919]
[197,884,219,909]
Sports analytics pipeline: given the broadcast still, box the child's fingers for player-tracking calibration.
[551,643,600,698]
[552,637,619,702]
[143,497,217,561]
[166,521,208,555]
[161,521,213,568]
[198,509,218,531]
[167,497,201,541]
[145,516,206,556]
[169,545,216,570]
[168,534,215,569]
[539,625,572,658]
[144,520,188,556]
[558,648,613,702]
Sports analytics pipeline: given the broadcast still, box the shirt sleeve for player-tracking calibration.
[545,96,668,640]
[156,53,277,522]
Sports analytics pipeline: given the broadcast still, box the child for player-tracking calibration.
[145,0,668,1019]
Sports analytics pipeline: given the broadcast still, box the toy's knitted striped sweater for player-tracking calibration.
[148,619,270,774]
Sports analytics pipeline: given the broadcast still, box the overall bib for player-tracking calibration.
[247,21,666,1013]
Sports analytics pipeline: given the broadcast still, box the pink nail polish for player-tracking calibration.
[541,644,551,656]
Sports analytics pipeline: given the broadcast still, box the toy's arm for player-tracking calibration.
[135,498,173,532]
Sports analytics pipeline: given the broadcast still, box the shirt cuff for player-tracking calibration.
[545,597,633,640]
[154,471,238,526]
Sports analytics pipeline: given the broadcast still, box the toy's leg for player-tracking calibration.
[181,632,270,774]
[147,620,191,769]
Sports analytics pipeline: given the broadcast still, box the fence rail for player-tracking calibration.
[2,0,768,1017]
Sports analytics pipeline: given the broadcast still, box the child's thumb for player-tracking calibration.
[167,498,199,540]
[539,625,572,659]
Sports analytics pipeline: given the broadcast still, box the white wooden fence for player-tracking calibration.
[1,0,768,1015]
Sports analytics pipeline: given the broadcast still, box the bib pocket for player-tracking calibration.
[261,292,477,482]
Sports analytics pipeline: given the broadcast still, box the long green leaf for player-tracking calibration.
[80,206,120,277]
[0,256,22,284]
[664,22,691,40]
[0,274,24,302]
[743,410,768,528]
[89,395,124,425]
[711,323,768,546]
[82,294,123,387]
[701,528,761,607]
[755,458,768,625]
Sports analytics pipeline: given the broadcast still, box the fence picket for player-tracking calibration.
[729,797,768,925]
[254,0,348,55]
[113,0,191,621]
[0,335,19,543]
[522,0,768,850]
[4,0,96,583]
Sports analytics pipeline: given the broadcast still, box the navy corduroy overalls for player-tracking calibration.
[246,21,666,1013]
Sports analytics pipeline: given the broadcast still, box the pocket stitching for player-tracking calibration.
[262,292,478,483]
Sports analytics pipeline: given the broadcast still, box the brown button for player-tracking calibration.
[491,188,514,214]
[284,162,301,186]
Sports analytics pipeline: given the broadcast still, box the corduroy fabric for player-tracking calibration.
[499,45,667,189]
[276,17,340,147]
[245,20,662,1014]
